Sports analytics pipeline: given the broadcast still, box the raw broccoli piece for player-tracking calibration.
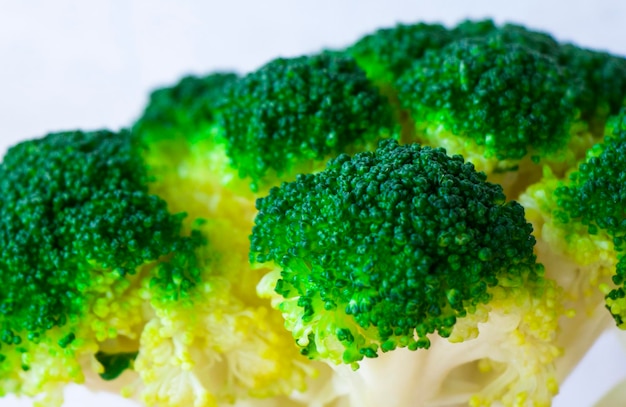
[517,111,626,382]
[0,130,202,404]
[394,36,589,199]
[218,52,396,192]
[558,45,626,129]
[0,130,315,407]
[551,110,626,325]
[349,22,453,87]
[253,139,561,406]
[133,71,260,226]
[134,72,238,143]
[396,38,577,164]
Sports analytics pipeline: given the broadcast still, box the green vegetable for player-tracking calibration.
[219,52,396,191]
[254,139,561,406]
[396,37,578,163]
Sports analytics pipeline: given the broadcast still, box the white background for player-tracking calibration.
[1,1,626,406]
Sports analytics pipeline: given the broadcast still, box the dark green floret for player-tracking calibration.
[558,46,626,125]
[0,130,202,347]
[349,22,453,86]
[396,38,577,161]
[134,72,238,143]
[251,139,539,363]
[554,110,626,324]
[219,52,395,191]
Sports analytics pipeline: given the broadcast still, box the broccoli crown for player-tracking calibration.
[554,111,626,323]
[219,52,395,191]
[252,139,539,364]
[349,22,453,84]
[0,130,202,345]
[396,38,577,161]
[558,45,626,118]
[134,72,238,142]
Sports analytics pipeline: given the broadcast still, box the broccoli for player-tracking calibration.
[135,54,396,220]
[520,110,626,319]
[350,19,610,198]
[349,22,453,89]
[516,111,626,388]
[0,130,314,407]
[252,140,562,406]
[4,17,626,407]
[134,72,239,143]
[218,52,397,192]
[0,130,201,404]
[557,45,626,132]
[395,37,582,187]
[133,71,262,227]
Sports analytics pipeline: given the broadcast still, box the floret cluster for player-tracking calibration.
[1,19,626,407]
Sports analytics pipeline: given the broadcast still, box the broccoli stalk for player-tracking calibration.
[252,140,562,406]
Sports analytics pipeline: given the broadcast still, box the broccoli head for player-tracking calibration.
[517,111,626,381]
[551,110,626,325]
[218,52,396,192]
[349,22,453,87]
[0,130,202,403]
[396,38,578,169]
[134,72,238,143]
[0,130,316,407]
[253,140,561,406]
[558,45,626,129]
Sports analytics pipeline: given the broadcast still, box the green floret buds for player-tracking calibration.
[219,52,396,191]
[134,72,238,143]
[349,22,453,86]
[396,37,577,162]
[553,110,626,324]
[0,129,202,350]
[252,139,541,365]
[558,45,626,124]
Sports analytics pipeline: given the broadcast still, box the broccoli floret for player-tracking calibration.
[558,45,626,128]
[349,22,453,87]
[548,110,626,325]
[0,130,201,336]
[0,130,315,407]
[134,72,238,143]
[517,113,626,392]
[253,140,561,406]
[396,38,577,165]
[0,130,203,403]
[219,52,396,192]
[393,36,589,199]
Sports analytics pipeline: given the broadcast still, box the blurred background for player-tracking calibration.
[0,0,625,406]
